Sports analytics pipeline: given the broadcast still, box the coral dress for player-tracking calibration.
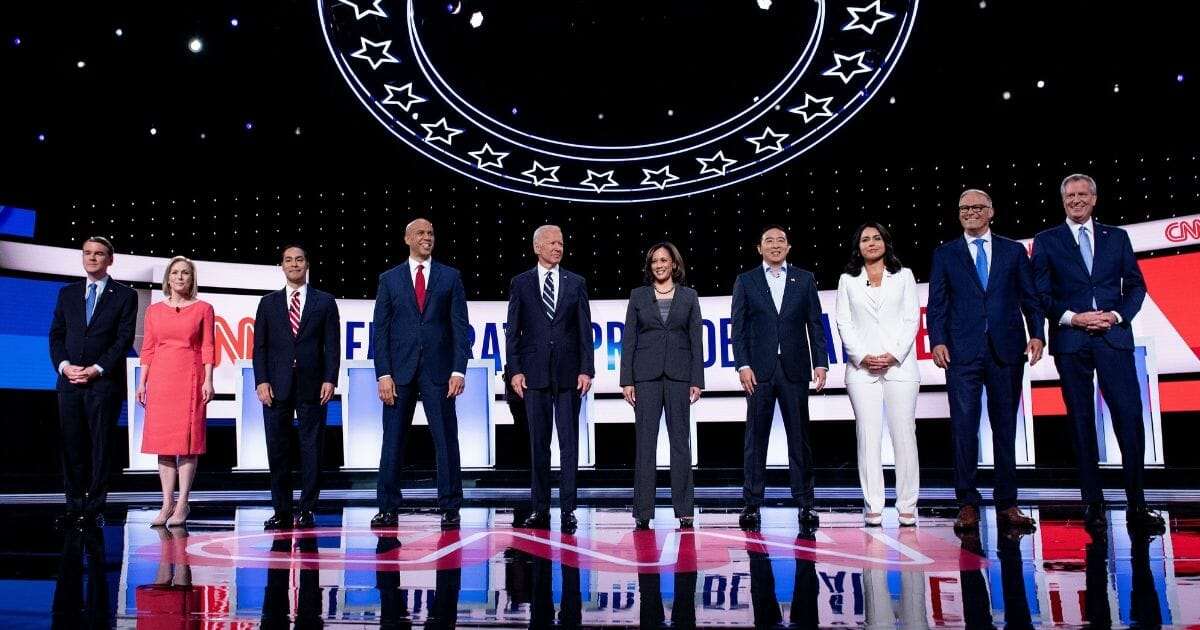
[140,300,215,455]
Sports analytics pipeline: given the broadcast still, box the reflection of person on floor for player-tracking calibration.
[957,530,1034,630]
[1085,530,1164,628]
[747,533,819,628]
[863,530,928,629]
[956,533,993,628]
[1083,532,1112,628]
[375,535,411,630]
[638,570,698,630]
[262,536,322,630]
[424,567,462,630]
[531,553,581,629]
[135,526,199,626]
[52,526,111,629]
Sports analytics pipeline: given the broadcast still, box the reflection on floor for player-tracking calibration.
[3,502,1196,628]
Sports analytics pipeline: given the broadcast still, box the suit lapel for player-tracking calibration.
[552,270,569,322]
[1060,224,1091,277]
[296,289,317,337]
[85,281,117,329]
[954,238,985,294]
[1090,222,1110,276]
[781,266,803,314]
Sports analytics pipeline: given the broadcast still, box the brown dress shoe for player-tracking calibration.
[954,505,980,531]
[996,506,1036,530]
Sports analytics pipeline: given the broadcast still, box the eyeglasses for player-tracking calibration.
[958,204,991,215]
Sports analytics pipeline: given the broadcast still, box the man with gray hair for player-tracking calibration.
[1032,174,1163,534]
[505,224,595,533]
[927,189,1045,534]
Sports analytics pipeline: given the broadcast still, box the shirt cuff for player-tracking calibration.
[1059,310,1076,327]
[92,364,104,375]
[377,374,391,381]
[1111,311,1123,324]
[58,360,70,376]
[451,371,465,379]
[737,365,750,372]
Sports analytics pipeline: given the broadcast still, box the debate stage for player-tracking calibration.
[5,486,1199,629]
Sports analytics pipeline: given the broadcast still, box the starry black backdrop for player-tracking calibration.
[2,1,1198,299]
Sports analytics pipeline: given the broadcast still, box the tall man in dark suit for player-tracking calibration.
[253,244,341,530]
[48,236,137,529]
[372,218,471,530]
[927,189,1045,533]
[1032,174,1164,533]
[731,225,828,531]
[506,224,595,533]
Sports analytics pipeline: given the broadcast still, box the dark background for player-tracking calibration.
[2,1,1198,492]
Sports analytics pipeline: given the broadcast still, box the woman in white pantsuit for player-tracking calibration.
[835,222,922,526]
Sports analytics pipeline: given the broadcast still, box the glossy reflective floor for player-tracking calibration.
[4,501,1197,628]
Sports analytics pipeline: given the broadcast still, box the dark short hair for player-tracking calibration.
[642,242,687,285]
[760,224,788,240]
[844,222,903,276]
[281,243,308,260]
[83,236,114,257]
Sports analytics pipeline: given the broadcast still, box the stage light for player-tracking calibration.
[245,121,254,130]
[757,0,772,9]
[888,96,896,104]
[1178,73,1185,83]
[1113,83,1120,94]
[76,60,86,68]
[295,126,302,135]
[1036,80,1045,88]
[469,11,483,28]
[12,37,20,46]
[189,37,203,53]
[1002,90,1011,100]
[115,28,123,37]
[150,126,158,136]
[230,18,240,27]
[36,133,45,142]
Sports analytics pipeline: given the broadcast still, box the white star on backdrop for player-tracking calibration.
[788,94,835,124]
[641,166,680,190]
[468,143,508,170]
[522,161,560,186]
[843,1,895,35]
[581,170,619,193]
[381,83,426,111]
[350,38,400,70]
[697,151,737,176]
[746,127,788,154]
[822,51,872,84]
[338,0,388,21]
[420,118,463,145]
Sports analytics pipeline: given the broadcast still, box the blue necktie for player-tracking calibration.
[85,283,97,325]
[972,238,988,290]
[1079,226,1096,307]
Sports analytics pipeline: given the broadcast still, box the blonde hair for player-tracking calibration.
[161,256,198,299]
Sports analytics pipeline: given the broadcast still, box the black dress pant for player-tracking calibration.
[633,378,694,521]
[525,384,582,513]
[263,379,327,516]
[57,383,123,515]
[743,359,814,508]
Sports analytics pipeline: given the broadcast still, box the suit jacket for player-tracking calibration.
[48,278,138,392]
[730,264,829,383]
[619,285,705,387]
[834,267,921,384]
[1031,221,1145,354]
[505,267,595,389]
[926,233,1045,365]
[253,286,341,400]
[372,260,470,385]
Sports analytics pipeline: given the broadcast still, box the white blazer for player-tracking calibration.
[835,267,921,384]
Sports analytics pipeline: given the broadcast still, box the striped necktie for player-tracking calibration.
[289,289,301,337]
[542,271,556,320]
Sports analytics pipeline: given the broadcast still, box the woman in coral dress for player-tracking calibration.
[137,256,215,528]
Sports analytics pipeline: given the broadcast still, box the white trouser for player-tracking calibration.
[863,566,929,630]
[847,379,920,514]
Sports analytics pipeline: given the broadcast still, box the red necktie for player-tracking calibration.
[415,264,426,313]
[289,290,301,337]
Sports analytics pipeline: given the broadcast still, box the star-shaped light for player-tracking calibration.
[822,51,872,84]
[789,93,835,124]
[468,143,508,170]
[581,170,618,193]
[697,151,737,176]
[746,127,788,154]
[381,83,426,111]
[338,0,388,20]
[522,161,560,186]
[350,38,400,70]
[641,166,679,190]
[420,117,463,145]
[843,1,895,35]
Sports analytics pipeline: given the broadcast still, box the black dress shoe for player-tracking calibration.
[370,511,398,528]
[738,506,761,531]
[295,511,316,529]
[264,514,293,530]
[1127,506,1166,533]
[561,511,578,534]
[799,508,820,529]
[522,511,551,530]
[54,511,82,530]
[441,510,461,530]
[1084,502,1107,531]
[679,517,694,529]
[634,519,651,530]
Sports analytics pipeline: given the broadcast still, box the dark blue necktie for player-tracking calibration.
[972,238,989,290]
[542,272,555,320]
[85,283,97,325]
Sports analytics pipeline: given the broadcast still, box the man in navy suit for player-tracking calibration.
[927,189,1045,533]
[48,236,137,529]
[506,225,595,532]
[731,225,829,531]
[253,244,341,530]
[372,218,471,530]
[1032,174,1164,533]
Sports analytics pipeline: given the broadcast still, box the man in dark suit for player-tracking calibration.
[927,189,1045,533]
[731,225,828,531]
[372,218,471,530]
[48,236,138,530]
[1032,174,1164,533]
[253,244,341,530]
[505,224,595,533]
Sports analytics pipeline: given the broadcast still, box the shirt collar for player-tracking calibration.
[1066,217,1095,235]
[762,261,788,276]
[537,264,559,275]
[963,229,991,244]
[86,275,109,291]
[286,283,307,297]
[408,257,431,271]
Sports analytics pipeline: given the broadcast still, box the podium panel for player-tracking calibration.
[234,360,269,470]
[1097,339,1165,467]
[124,359,157,471]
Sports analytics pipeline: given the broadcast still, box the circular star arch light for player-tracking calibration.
[319,0,918,203]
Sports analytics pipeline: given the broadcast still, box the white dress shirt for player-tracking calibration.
[286,283,307,318]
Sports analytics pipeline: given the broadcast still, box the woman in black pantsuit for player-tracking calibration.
[621,242,705,530]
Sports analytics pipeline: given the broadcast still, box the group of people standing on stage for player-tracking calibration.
[49,172,1162,537]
